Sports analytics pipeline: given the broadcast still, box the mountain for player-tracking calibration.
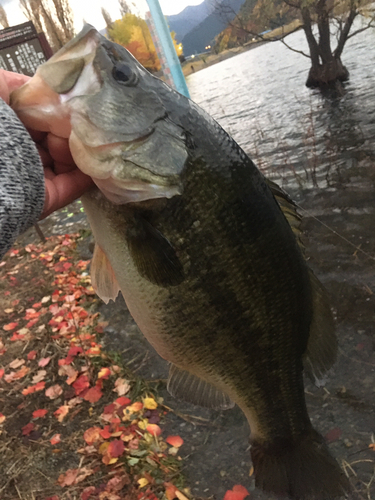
[180,0,247,56]
[167,1,216,41]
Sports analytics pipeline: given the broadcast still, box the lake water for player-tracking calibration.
[186,19,375,191]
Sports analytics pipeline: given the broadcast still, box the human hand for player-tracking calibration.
[0,69,93,219]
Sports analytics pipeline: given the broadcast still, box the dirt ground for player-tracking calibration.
[1,150,374,500]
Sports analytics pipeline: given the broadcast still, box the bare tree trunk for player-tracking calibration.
[0,4,9,28]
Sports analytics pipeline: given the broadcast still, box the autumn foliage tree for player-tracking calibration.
[19,0,75,51]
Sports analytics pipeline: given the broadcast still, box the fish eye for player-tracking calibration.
[112,63,137,86]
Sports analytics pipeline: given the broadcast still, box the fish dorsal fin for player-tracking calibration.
[266,179,305,254]
[303,270,337,383]
[126,215,184,287]
[91,244,120,304]
[265,181,337,383]
[167,364,234,410]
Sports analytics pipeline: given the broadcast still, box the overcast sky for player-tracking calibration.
[2,0,205,31]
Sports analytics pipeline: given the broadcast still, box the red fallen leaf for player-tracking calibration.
[223,485,250,500]
[10,332,26,341]
[0,369,4,379]
[81,486,97,500]
[45,384,63,400]
[22,381,45,395]
[83,426,102,445]
[22,422,35,435]
[32,302,42,309]
[73,375,90,395]
[0,413,6,424]
[54,405,70,422]
[325,428,342,443]
[50,434,61,445]
[33,409,48,418]
[27,350,37,360]
[116,396,131,407]
[103,403,117,415]
[146,424,162,437]
[99,426,112,439]
[38,357,51,367]
[68,346,83,357]
[3,322,18,331]
[84,385,103,403]
[166,435,184,448]
[108,439,125,458]
[165,483,178,500]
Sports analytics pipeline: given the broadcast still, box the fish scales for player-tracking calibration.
[11,25,350,499]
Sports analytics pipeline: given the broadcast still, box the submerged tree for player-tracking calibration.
[214,0,375,88]
[0,3,9,28]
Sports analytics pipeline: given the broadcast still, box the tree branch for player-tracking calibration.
[346,16,375,40]
[280,36,311,58]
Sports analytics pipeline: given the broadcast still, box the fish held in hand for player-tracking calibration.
[11,25,350,499]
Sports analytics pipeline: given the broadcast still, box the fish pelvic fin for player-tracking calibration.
[251,429,350,500]
[91,244,120,304]
[167,364,234,410]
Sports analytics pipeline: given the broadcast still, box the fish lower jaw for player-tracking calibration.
[92,177,182,205]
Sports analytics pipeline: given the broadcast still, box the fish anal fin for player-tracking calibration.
[303,270,337,384]
[91,244,120,304]
[167,364,234,410]
[126,215,184,288]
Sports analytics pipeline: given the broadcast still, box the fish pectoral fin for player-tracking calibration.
[303,270,337,384]
[126,215,184,287]
[90,244,121,304]
[167,364,234,410]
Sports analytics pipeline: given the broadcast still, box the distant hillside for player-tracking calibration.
[181,0,247,56]
[167,1,216,41]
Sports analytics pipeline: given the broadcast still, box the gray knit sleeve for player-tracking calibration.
[0,98,45,258]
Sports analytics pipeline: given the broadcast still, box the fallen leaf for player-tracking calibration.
[81,486,97,500]
[98,367,111,379]
[143,397,158,410]
[146,424,162,437]
[325,428,342,443]
[84,385,103,403]
[9,358,25,369]
[45,384,63,400]
[138,478,149,488]
[223,485,250,500]
[115,396,131,407]
[22,381,45,395]
[38,357,51,367]
[0,413,6,424]
[73,375,90,395]
[33,409,48,418]
[32,370,47,383]
[27,350,37,360]
[0,369,4,379]
[166,435,184,448]
[113,378,130,396]
[3,322,18,331]
[50,434,61,445]
[54,406,70,422]
[22,422,35,435]
[83,427,102,445]
[108,439,125,458]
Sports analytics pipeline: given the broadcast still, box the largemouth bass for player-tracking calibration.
[11,25,350,499]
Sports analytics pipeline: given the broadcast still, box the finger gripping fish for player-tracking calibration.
[11,25,350,499]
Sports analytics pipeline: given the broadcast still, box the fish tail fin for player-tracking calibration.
[251,429,350,499]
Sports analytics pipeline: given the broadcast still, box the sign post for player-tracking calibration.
[0,21,52,76]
